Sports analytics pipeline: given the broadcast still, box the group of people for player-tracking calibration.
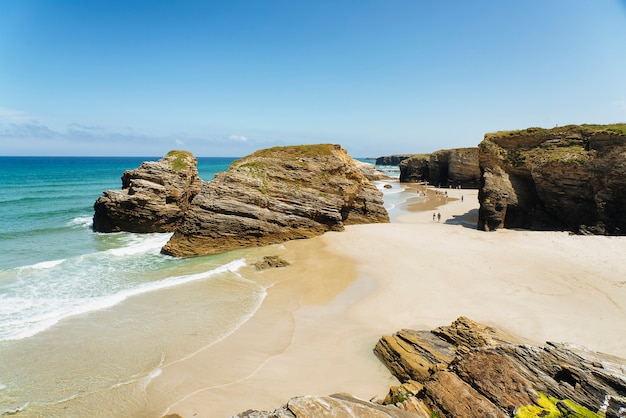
[432,211,441,222]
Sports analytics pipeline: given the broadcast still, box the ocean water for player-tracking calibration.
[0,156,412,416]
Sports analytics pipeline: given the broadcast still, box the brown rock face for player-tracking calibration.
[94,145,389,256]
[93,151,202,233]
[399,148,480,188]
[162,144,389,257]
[375,317,626,418]
[478,124,626,235]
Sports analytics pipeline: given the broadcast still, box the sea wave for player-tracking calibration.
[0,256,247,342]
[66,216,93,228]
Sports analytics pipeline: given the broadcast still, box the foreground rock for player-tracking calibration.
[93,150,202,233]
[94,145,389,256]
[236,317,626,418]
[398,148,480,188]
[375,317,626,418]
[162,144,389,257]
[478,124,626,235]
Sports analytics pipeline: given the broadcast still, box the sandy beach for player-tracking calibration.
[151,184,626,417]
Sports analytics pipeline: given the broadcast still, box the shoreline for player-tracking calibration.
[154,184,626,417]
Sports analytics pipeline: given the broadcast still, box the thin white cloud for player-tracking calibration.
[0,107,33,123]
[175,139,185,145]
[228,134,248,142]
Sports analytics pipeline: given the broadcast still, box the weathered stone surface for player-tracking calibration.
[398,148,480,188]
[431,316,522,348]
[375,318,626,418]
[354,160,388,181]
[161,144,389,257]
[94,145,389,257]
[477,124,626,235]
[253,255,291,270]
[374,329,456,382]
[93,150,202,233]
[235,393,418,418]
[423,371,508,418]
[398,154,429,183]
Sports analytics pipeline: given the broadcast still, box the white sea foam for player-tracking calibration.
[107,233,173,256]
[67,216,93,228]
[0,257,247,341]
[27,259,66,269]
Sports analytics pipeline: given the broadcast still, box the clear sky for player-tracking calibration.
[1,1,625,157]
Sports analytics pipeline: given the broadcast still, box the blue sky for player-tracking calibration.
[1,1,625,157]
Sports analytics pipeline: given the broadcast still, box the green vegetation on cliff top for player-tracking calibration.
[248,144,339,158]
[165,150,194,171]
[485,123,626,140]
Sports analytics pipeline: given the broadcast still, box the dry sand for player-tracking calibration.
[151,185,626,417]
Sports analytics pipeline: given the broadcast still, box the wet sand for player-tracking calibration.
[154,185,626,417]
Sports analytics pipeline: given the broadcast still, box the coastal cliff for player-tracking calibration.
[235,317,626,418]
[477,124,626,235]
[94,145,389,256]
[395,148,480,188]
[93,150,202,233]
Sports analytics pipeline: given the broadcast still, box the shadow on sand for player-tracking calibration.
[444,208,479,230]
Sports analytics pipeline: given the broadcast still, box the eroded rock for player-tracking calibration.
[477,124,626,235]
[93,150,202,233]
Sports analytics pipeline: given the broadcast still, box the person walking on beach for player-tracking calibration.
[437,212,441,222]
[433,212,436,221]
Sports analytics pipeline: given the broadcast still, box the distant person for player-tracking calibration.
[461,195,464,202]
[433,212,436,221]
[437,212,441,222]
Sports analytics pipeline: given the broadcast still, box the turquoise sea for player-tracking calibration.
[0,156,405,416]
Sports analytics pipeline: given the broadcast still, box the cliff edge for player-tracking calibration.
[478,124,626,235]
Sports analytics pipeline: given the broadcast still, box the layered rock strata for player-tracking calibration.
[236,317,626,417]
[375,317,626,418]
[94,145,389,256]
[93,150,202,233]
[162,144,389,257]
[398,148,480,188]
[477,124,626,235]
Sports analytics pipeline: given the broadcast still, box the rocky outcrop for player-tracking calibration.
[162,144,389,257]
[236,317,626,417]
[375,317,626,418]
[236,393,418,418]
[477,124,626,235]
[93,151,202,233]
[95,145,389,256]
[354,160,388,180]
[399,148,480,188]
[376,155,416,165]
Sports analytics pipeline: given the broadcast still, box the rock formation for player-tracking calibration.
[236,317,626,418]
[93,150,202,233]
[398,148,480,188]
[94,145,389,256]
[376,155,416,166]
[162,144,389,257]
[477,124,626,235]
[374,317,626,418]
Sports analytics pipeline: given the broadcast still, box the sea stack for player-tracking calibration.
[93,144,389,257]
[477,124,626,235]
[93,150,202,233]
